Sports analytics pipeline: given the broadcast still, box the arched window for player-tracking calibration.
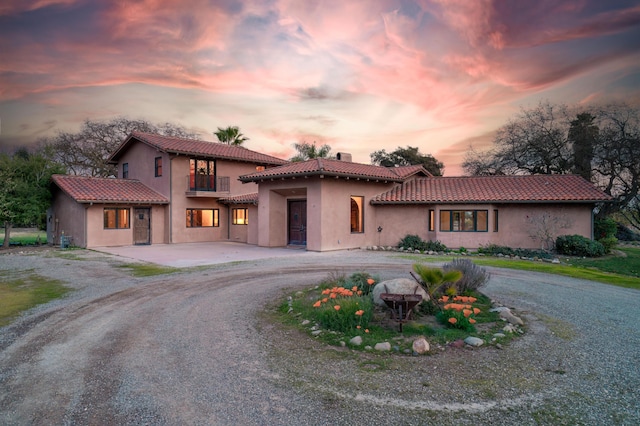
[350,196,364,233]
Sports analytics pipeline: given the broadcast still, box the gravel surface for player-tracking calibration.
[1,247,639,425]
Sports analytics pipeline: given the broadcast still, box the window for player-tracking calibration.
[493,209,499,232]
[155,157,162,177]
[104,208,130,229]
[186,209,219,227]
[189,159,216,191]
[428,209,435,231]
[350,196,364,233]
[439,210,488,232]
[122,163,128,179]
[232,208,248,225]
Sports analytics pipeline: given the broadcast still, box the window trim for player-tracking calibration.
[350,196,364,233]
[186,208,219,228]
[103,207,130,229]
[155,157,162,177]
[232,208,248,225]
[439,209,489,232]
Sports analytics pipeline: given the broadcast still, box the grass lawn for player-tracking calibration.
[0,273,70,327]
[0,228,46,246]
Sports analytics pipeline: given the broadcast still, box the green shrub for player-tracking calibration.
[598,236,618,254]
[346,272,377,296]
[443,258,490,293]
[313,295,374,333]
[556,234,605,257]
[595,217,617,240]
[397,234,447,252]
[478,244,553,259]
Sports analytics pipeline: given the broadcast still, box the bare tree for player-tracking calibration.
[526,212,573,250]
[40,117,197,177]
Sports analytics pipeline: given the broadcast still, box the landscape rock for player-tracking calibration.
[374,342,392,351]
[499,310,524,325]
[503,324,518,333]
[412,337,430,354]
[372,278,428,307]
[349,336,363,346]
[301,319,310,326]
[449,339,465,349]
[464,337,484,347]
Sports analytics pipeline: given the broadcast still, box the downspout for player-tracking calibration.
[169,155,173,243]
[227,204,231,240]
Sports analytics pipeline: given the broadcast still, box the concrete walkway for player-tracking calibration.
[93,242,311,267]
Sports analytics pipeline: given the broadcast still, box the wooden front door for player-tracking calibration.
[133,208,150,245]
[288,200,307,246]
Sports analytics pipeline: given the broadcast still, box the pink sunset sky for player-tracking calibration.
[1,0,639,175]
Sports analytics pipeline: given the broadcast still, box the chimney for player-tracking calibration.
[336,152,352,162]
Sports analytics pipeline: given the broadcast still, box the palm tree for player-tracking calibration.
[290,141,333,162]
[214,126,249,146]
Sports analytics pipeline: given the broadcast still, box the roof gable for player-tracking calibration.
[240,158,431,182]
[109,132,288,166]
[371,175,612,204]
[52,175,169,204]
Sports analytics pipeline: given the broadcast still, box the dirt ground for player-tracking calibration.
[1,248,639,425]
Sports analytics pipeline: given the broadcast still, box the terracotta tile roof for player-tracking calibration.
[52,175,169,204]
[371,175,612,204]
[109,132,288,166]
[219,193,258,204]
[239,158,430,182]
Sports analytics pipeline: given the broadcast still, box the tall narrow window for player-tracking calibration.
[493,209,499,232]
[428,209,435,231]
[232,208,248,225]
[190,159,216,191]
[122,163,128,179]
[350,196,364,233]
[104,208,130,229]
[155,157,162,177]
[186,209,219,227]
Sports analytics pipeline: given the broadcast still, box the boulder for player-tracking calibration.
[412,337,430,354]
[374,342,392,351]
[372,278,429,307]
[349,336,363,346]
[464,336,484,347]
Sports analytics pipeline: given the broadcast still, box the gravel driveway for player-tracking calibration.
[1,248,639,425]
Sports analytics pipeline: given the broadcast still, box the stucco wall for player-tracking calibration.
[116,142,171,197]
[50,189,87,247]
[375,202,594,250]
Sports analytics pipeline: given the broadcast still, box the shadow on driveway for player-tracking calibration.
[93,242,311,267]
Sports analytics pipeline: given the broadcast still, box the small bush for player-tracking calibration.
[556,234,605,257]
[478,244,553,259]
[346,272,377,296]
[595,217,617,240]
[397,234,447,252]
[598,236,618,254]
[443,258,490,293]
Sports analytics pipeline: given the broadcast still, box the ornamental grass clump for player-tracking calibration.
[436,295,482,331]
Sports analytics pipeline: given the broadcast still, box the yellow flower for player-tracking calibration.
[448,317,457,324]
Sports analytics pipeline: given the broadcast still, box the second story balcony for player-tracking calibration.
[185,175,230,197]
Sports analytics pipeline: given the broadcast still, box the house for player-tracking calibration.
[240,160,612,251]
[49,132,612,251]
[48,132,287,248]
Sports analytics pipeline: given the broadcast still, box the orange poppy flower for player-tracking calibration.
[473,308,481,315]
[355,310,364,316]
[468,297,477,303]
[334,305,341,311]
[365,329,369,333]
[367,278,375,285]
[463,309,472,318]
[357,291,363,296]
[352,286,358,291]
[448,317,457,324]
[321,289,330,295]
[469,318,477,324]
[357,325,361,329]
[313,300,321,308]
[440,296,449,302]
[322,298,328,303]
[330,293,337,299]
